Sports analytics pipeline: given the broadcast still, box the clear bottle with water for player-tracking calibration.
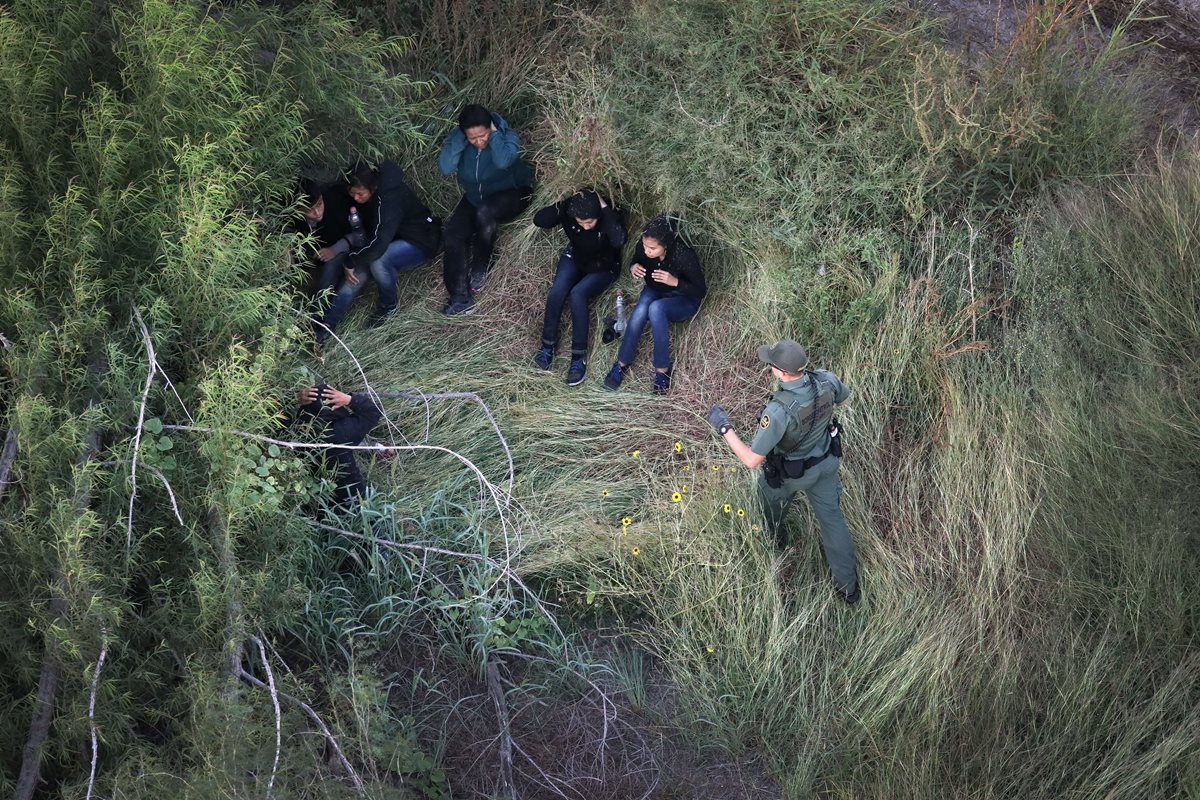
[347,205,366,248]
[614,289,627,334]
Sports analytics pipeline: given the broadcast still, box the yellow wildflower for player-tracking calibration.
[682,484,688,493]
[706,645,715,653]
[674,441,682,452]
[631,546,640,556]
[671,492,682,502]
[601,489,610,497]
[723,504,732,513]
[632,450,640,459]
[711,465,720,471]
[737,508,745,517]
[622,517,632,526]
[683,465,691,471]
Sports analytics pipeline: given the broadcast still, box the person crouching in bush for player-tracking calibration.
[437,103,534,315]
[293,383,384,506]
[295,177,351,301]
[603,214,706,395]
[532,188,627,386]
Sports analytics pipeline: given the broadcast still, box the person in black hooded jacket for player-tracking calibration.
[531,188,627,386]
[295,179,351,299]
[315,161,441,341]
[603,213,706,395]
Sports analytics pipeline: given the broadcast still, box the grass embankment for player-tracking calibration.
[292,1,1199,797]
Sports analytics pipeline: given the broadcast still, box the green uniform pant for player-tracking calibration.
[758,455,858,594]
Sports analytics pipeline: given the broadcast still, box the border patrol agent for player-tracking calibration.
[707,340,860,604]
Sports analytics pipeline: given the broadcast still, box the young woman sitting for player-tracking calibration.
[603,214,706,395]
[532,188,627,386]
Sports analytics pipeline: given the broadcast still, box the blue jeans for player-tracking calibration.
[616,287,700,370]
[319,239,428,333]
[540,250,617,358]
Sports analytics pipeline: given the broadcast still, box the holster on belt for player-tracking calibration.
[763,452,784,489]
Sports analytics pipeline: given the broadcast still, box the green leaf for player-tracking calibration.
[156,436,173,451]
[268,444,280,457]
[255,465,270,476]
[145,417,163,435]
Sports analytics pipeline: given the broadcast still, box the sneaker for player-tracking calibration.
[566,358,587,386]
[652,369,672,395]
[533,345,554,370]
[839,585,861,605]
[367,306,396,329]
[441,298,476,316]
[469,268,488,293]
[603,362,628,391]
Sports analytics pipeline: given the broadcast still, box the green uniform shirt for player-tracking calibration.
[750,369,850,459]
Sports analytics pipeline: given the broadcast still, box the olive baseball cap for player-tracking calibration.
[757,339,808,372]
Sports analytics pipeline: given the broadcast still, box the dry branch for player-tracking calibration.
[127,305,159,549]
[16,424,102,800]
[85,627,109,800]
[0,425,17,502]
[238,669,367,795]
[487,658,518,800]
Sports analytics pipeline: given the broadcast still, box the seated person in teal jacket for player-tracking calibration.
[437,103,534,315]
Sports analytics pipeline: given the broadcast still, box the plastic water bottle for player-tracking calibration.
[614,289,627,333]
[347,205,365,248]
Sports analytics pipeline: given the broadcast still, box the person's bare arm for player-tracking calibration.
[723,428,765,469]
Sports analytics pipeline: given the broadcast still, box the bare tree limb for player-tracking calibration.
[309,520,566,654]
[127,305,159,550]
[376,390,515,498]
[487,658,518,800]
[16,423,103,800]
[14,593,66,800]
[238,669,366,795]
[99,460,184,526]
[0,425,17,502]
[250,634,281,799]
[85,626,109,800]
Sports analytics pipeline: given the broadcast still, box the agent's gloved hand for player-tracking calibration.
[706,404,732,433]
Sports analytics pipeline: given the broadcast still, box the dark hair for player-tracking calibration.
[299,177,323,208]
[458,103,492,131]
[642,212,681,247]
[346,162,378,191]
[566,189,601,221]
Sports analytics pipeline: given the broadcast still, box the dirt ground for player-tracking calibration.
[913,0,1200,133]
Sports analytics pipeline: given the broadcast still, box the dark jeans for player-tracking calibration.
[540,249,617,358]
[616,287,700,370]
[318,240,429,334]
[298,399,383,504]
[443,188,531,302]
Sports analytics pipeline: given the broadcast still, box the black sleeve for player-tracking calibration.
[319,189,351,247]
[348,162,405,266]
[600,206,627,250]
[325,392,383,446]
[348,392,384,427]
[532,199,566,229]
[672,246,707,300]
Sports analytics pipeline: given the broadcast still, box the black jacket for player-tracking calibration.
[532,195,627,273]
[348,160,441,266]
[294,187,352,252]
[294,391,384,504]
[631,237,706,302]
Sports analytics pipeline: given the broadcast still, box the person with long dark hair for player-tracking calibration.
[603,214,706,395]
[532,188,627,385]
[437,103,534,315]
